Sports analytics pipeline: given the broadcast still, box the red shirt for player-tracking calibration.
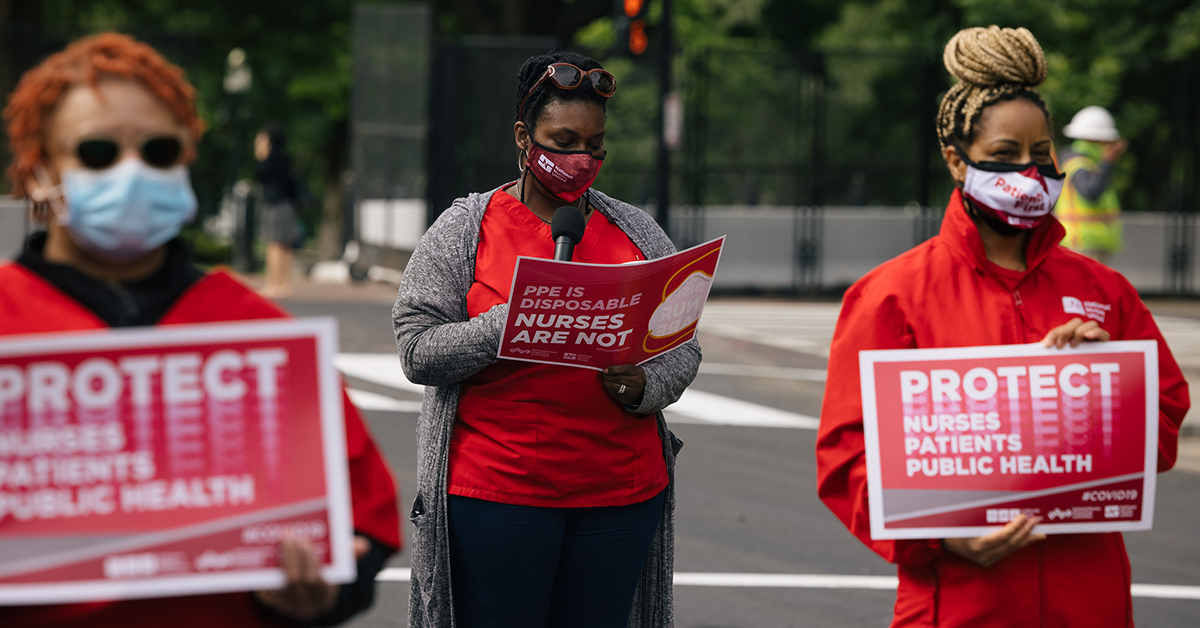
[447,186,668,507]
[0,265,401,628]
[817,190,1189,627]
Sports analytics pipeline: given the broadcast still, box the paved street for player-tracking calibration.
[277,285,1200,627]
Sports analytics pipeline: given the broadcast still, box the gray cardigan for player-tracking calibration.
[392,186,701,628]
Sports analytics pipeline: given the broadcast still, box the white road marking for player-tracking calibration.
[377,567,410,581]
[1152,315,1200,372]
[335,354,821,429]
[699,301,841,358]
[335,353,425,394]
[375,568,1200,600]
[699,301,1200,372]
[666,389,820,429]
[673,572,897,589]
[698,362,827,381]
[346,389,423,413]
[1176,439,1200,474]
[1131,584,1200,600]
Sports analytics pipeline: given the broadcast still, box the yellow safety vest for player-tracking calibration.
[1054,142,1121,253]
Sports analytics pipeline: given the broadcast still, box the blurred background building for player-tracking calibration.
[2,0,1200,294]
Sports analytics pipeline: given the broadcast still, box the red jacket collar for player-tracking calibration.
[940,188,1066,273]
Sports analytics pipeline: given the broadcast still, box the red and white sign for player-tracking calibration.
[859,341,1158,540]
[0,318,354,605]
[498,237,724,369]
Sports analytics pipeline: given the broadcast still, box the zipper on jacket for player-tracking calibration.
[1011,290,1034,342]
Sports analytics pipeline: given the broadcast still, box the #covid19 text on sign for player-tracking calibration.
[497,237,724,369]
[0,318,355,605]
[858,341,1158,540]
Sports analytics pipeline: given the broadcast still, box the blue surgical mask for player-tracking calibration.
[52,159,198,261]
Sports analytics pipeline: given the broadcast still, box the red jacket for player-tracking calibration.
[816,190,1189,627]
[0,264,401,627]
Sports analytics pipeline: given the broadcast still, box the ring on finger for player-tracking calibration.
[618,384,627,394]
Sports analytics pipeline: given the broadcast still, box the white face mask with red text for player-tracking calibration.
[959,151,1065,230]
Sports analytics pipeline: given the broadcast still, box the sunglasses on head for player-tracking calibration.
[75,136,183,170]
[518,63,617,120]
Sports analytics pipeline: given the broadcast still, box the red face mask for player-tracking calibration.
[526,141,605,202]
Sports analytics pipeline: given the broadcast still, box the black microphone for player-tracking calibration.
[551,206,586,261]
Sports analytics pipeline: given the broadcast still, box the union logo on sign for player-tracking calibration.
[1048,508,1073,520]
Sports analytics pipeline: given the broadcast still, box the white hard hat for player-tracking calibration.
[1063,106,1120,142]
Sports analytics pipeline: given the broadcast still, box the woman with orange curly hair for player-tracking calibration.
[0,33,401,628]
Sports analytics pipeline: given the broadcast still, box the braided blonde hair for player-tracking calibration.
[936,26,1050,149]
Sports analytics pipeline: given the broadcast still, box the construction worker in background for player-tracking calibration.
[1054,106,1127,264]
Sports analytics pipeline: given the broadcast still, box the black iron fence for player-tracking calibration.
[679,47,949,209]
[425,36,557,221]
[421,42,951,224]
[5,16,1200,294]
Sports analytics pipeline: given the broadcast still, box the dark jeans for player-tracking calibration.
[447,490,666,628]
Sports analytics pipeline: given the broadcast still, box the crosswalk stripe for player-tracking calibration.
[674,573,898,589]
[700,302,1200,378]
[699,302,840,358]
[698,362,826,381]
[666,389,820,429]
[1150,315,1200,371]
[346,389,423,413]
[374,568,1200,599]
[334,354,820,429]
[334,354,425,394]
[1130,584,1200,600]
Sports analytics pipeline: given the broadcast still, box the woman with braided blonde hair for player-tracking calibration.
[817,26,1189,626]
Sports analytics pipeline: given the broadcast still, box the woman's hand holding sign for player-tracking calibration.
[256,534,371,621]
[1042,317,1110,348]
[940,318,1109,567]
[602,364,645,406]
[943,514,1046,567]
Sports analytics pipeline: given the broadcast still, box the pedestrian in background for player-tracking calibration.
[254,123,303,299]
[1054,105,1126,264]
[816,26,1188,627]
[0,32,401,627]
[392,50,698,628]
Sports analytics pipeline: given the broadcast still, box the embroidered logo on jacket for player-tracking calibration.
[1062,296,1111,323]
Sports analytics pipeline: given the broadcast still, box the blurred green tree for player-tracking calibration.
[434,0,608,38]
[579,0,1200,211]
[6,0,1199,221]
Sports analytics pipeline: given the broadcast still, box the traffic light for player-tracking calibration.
[615,0,650,56]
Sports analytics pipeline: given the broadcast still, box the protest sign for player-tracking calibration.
[859,341,1158,540]
[497,236,724,369]
[0,318,354,604]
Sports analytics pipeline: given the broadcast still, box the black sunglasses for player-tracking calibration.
[75,137,183,170]
[518,63,617,120]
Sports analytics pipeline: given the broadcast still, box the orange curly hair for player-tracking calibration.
[3,32,206,198]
